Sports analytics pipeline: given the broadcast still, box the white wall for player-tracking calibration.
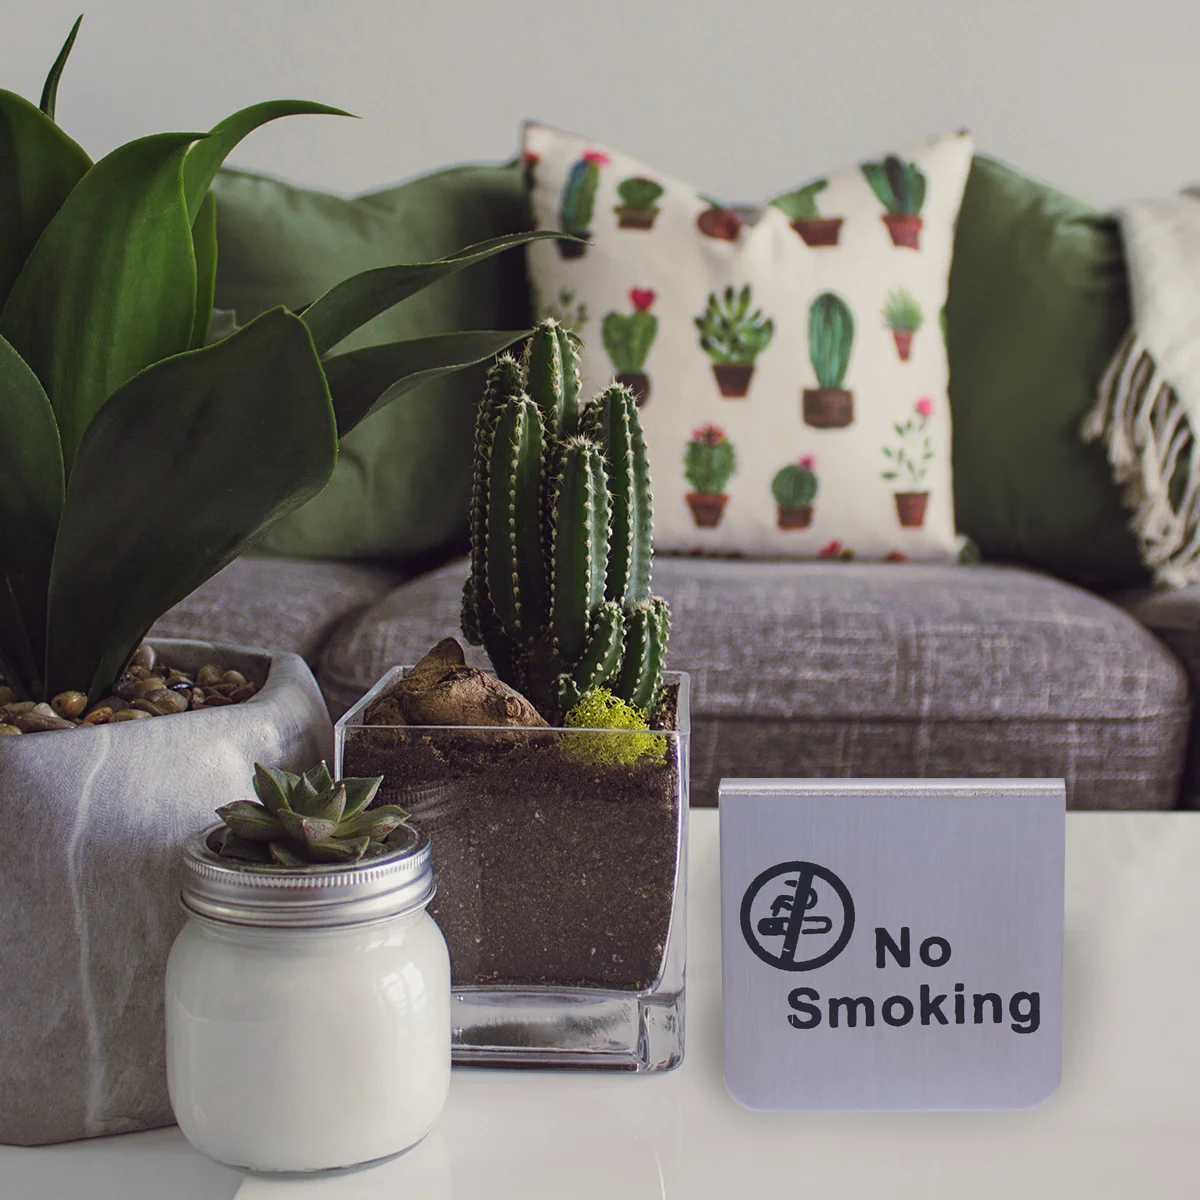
[5,0,1198,208]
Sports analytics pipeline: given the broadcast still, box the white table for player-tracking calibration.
[3,809,1198,1198]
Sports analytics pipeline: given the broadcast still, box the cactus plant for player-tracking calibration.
[861,154,926,247]
[614,176,664,229]
[558,150,610,257]
[684,424,735,528]
[882,288,923,361]
[211,762,407,866]
[772,456,818,529]
[770,179,843,247]
[461,320,669,722]
[602,288,658,405]
[803,293,855,428]
[695,285,774,398]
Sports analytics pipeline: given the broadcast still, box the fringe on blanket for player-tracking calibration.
[1082,329,1200,587]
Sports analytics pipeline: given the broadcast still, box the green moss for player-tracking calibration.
[561,687,666,766]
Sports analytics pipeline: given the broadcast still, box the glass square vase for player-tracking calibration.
[334,670,689,1072]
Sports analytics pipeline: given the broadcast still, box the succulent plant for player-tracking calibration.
[0,19,552,704]
[212,762,407,866]
[769,179,828,222]
[861,155,926,215]
[602,289,658,373]
[882,288,923,333]
[684,425,736,495]
[615,177,664,209]
[809,293,854,389]
[461,320,670,722]
[694,285,774,366]
[559,151,609,239]
[772,458,818,508]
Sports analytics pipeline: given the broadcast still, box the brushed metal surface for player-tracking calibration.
[720,778,1065,1110]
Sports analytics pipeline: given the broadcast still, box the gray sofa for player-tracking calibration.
[152,553,1197,811]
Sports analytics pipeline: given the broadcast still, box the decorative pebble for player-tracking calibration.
[14,711,76,732]
[51,691,88,719]
[0,651,258,733]
[131,644,157,671]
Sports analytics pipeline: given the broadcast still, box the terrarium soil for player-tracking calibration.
[344,689,681,993]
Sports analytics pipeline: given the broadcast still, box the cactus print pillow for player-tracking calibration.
[522,122,973,561]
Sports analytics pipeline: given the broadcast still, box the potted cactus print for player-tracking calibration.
[614,176,664,229]
[771,456,818,529]
[695,285,774,398]
[882,288,923,362]
[602,288,658,406]
[695,195,743,240]
[883,398,935,527]
[558,150,611,258]
[770,179,843,247]
[803,292,855,427]
[861,154,926,249]
[684,425,736,528]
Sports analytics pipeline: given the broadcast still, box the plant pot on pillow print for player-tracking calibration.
[861,154,926,249]
[769,179,843,247]
[772,456,818,529]
[883,398,934,528]
[602,289,657,406]
[557,150,611,257]
[684,425,735,528]
[802,293,855,427]
[882,288,923,362]
[695,285,774,398]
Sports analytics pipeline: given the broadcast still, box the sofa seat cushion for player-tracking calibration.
[319,558,1189,810]
[151,556,408,664]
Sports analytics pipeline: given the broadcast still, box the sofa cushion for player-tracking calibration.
[319,558,1189,810]
[151,556,407,664]
[211,162,531,564]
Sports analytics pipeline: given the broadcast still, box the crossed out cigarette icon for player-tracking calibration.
[756,880,832,939]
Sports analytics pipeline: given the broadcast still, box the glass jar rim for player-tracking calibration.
[181,823,435,929]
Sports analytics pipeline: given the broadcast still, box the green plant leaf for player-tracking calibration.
[39,15,83,121]
[253,763,297,815]
[301,231,566,357]
[303,761,335,793]
[322,329,532,438]
[0,89,91,311]
[183,100,351,225]
[340,776,383,819]
[0,131,200,475]
[190,190,218,349]
[0,334,65,699]
[43,308,336,698]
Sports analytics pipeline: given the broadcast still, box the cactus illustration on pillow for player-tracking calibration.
[684,425,736,529]
[602,289,658,407]
[558,150,611,258]
[694,285,774,399]
[770,178,843,247]
[861,154,927,248]
[882,288,923,362]
[802,292,855,428]
[614,176,664,229]
[771,456,819,529]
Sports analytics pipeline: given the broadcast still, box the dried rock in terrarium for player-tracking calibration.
[364,638,547,729]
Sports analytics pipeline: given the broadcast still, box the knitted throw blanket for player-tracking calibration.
[1082,193,1200,587]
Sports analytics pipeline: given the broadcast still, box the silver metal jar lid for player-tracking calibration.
[181,823,435,929]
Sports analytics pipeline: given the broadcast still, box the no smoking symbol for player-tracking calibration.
[740,861,855,971]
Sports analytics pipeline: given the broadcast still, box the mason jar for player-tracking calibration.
[166,824,450,1174]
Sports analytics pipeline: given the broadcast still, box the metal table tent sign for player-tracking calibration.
[719,779,1065,1111]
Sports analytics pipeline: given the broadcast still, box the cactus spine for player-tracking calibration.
[463,320,669,723]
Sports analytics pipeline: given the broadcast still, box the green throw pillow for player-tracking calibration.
[947,155,1145,587]
[211,162,530,562]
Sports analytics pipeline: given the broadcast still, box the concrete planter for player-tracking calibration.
[0,639,331,1146]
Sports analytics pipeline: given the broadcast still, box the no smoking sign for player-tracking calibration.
[719,779,1065,1111]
